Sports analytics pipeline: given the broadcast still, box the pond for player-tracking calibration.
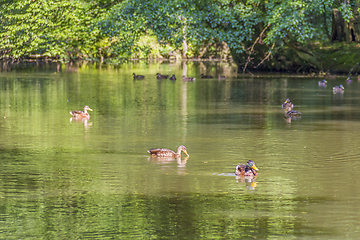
[0,61,360,239]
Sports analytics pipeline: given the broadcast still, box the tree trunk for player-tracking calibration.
[332,9,346,42]
[182,38,187,59]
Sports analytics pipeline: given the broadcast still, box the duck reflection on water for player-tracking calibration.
[70,117,93,130]
[147,156,189,167]
[235,176,258,190]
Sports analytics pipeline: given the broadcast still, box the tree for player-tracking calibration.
[0,0,106,61]
[100,0,356,71]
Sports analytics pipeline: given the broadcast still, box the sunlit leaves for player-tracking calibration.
[0,0,357,62]
[0,0,106,60]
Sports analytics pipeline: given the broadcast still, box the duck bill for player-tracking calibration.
[252,165,259,171]
[184,151,189,157]
[88,108,93,111]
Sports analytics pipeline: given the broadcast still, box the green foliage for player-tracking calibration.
[0,0,359,67]
[100,0,356,56]
[0,0,106,61]
[100,0,259,55]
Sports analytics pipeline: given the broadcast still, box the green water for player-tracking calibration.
[0,61,360,239]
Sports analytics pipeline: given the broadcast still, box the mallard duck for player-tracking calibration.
[156,73,168,79]
[148,145,189,158]
[318,79,327,86]
[169,75,176,80]
[218,75,226,80]
[346,77,352,83]
[133,73,145,79]
[235,160,259,177]
[182,76,196,82]
[281,98,293,112]
[285,110,301,118]
[333,84,344,93]
[201,74,214,79]
[69,106,93,119]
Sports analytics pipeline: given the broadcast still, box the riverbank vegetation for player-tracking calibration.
[0,0,359,73]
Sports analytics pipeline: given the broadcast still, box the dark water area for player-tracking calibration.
[0,61,360,239]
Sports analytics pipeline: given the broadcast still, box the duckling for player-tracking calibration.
[133,73,145,79]
[218,75,226,80]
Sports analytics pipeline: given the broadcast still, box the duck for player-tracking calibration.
[235,160,259,177]
[281,98,293,112]
[218,75,226,80]
[318,79,327,86]
[182,76,196,82]
[285,110,301,118]
[133,73,145,79]
[346,77,352,83]
[148,145,189,158]
[69,105,93,119]
[201,74,214,79]
[156,73,168,79]
[169,75,176,80]
[333,84,345,93]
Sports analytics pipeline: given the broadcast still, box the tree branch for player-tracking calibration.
[243,24,271,73]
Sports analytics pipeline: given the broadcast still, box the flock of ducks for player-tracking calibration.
[68,75,358,181]
[68,106,259,178]
[133,73,227,81]
[283,76,351,120]
[318,77,348,94]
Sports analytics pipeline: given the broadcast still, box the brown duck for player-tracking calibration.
[282,98,293,112]
[69,106,93,119]
[148,145,189,158]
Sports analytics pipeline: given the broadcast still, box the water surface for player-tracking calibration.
[0,61,360,239]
